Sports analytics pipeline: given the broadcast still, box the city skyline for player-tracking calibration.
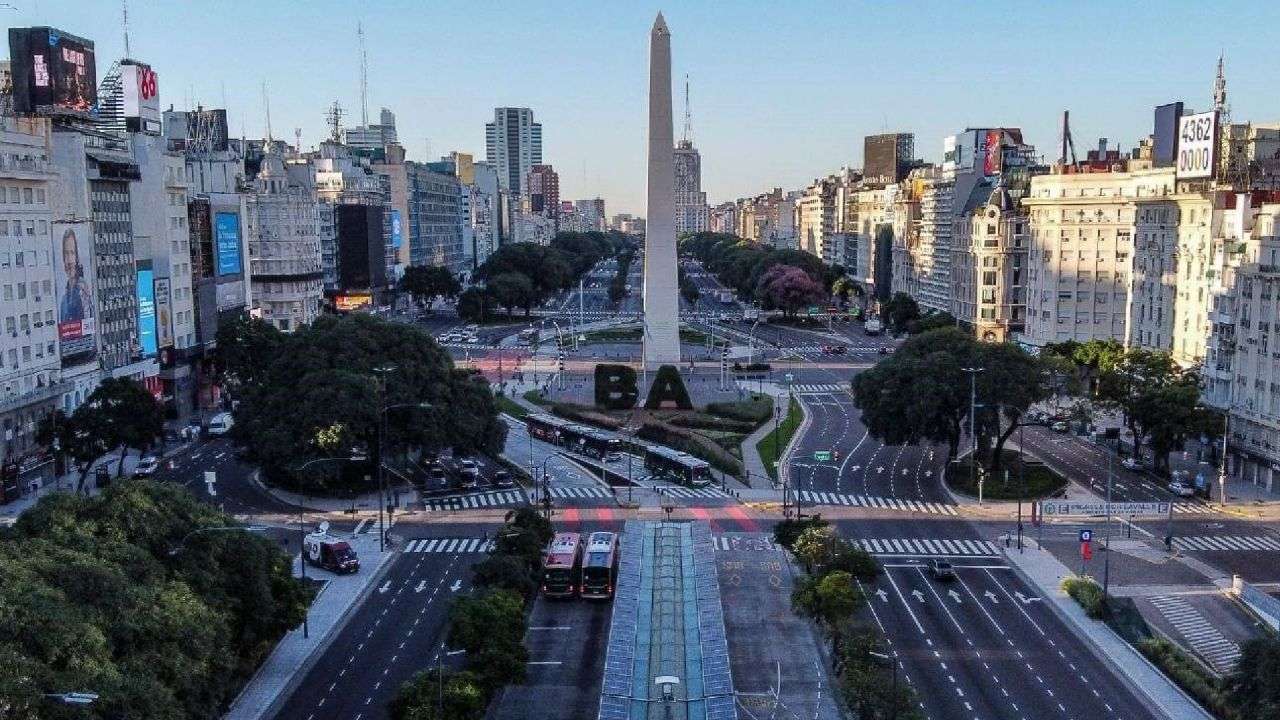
[17,0,1280,215]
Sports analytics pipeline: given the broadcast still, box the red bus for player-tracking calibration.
[541,532,583,598]
[579,532,620,600]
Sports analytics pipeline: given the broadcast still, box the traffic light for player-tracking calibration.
[833,450,840,462]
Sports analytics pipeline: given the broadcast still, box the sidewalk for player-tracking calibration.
[224,531,398,720]
[739,391,786,490]
[1002,538,1214,720]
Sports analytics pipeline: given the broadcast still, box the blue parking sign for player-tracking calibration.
[1079,529,1093,543]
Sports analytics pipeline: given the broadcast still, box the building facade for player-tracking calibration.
[246,148,324,332]
[674,139,707,234]
[485,107,542,195]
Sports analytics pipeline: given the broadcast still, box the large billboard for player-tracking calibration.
[1176,111,1217,179]
[390,209,403,248]
[54,222,96,361]
[1153,102,1184,168]
[983,129,1003,176]
[136,268,157,357]
[214,212,242,276]
[120,61,161,134]
[7,27,98,118]
[154,276,174,349]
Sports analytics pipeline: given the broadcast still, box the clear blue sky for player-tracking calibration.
[17,1,1280,216]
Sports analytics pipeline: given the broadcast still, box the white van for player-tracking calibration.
[207,412,234,436]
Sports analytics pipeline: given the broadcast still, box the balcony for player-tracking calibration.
[0,378,72,415]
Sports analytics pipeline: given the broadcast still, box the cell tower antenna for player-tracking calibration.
[294,128,302,156]
[262,81,272,143]
[121,0,130,58]
[327,101,344,143]
[358,21,369,126]
[681,73,692,144]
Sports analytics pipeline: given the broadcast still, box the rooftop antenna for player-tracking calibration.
[262,81,272,143]
[294,127,302,155]
[327,101,344,143]
[121,0,130,58]
[681,73,692,144]
[358,21,369,126]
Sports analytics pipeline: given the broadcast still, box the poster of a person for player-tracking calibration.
[58,227,93,327]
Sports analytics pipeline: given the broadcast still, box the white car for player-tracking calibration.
[133,456,161,477]
[1121,457,1142,471]
[1168,480,1196,497]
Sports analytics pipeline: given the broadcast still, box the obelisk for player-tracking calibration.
[643,12,682,368]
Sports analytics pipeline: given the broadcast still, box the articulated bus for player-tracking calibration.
[541,532,583,598]
[643,445,714,488]
[525,414,622,460]
[579,532,620,600]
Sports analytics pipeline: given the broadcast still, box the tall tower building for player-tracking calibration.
[643,12,681,367]
[674,75,707,234]
[485,108,542,195]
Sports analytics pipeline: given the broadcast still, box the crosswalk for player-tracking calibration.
[790,383,848,394]
[712,536,780,552]
[783,345,881,354]
[1172,535,1280,552]
[438,341,499,350]
[403,537,495,554]
[1148,595,1241,673]
[797,490,958,516]
[547,486,615,499]
[422,490,526,512]
[651,485,732,499]
[1172,503,1218,515]
[546,485,730,500]
[855,537,1000,557]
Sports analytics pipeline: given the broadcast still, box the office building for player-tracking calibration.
[245,145,324,332]
[674,139,708,234]
[343,107,398,156]
[528,164,559,217]
[485,107,542,195]
[863,133,915,187]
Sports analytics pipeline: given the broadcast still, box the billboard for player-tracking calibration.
[1176,111,1217,179]
[136,268,157,357]
[120,61,161,134]
[1153,102,1184,168]
[983,129,1003,176]
[154,276,174,349]
[390,209,403,248]
[334,293,373,312]
[214,212,242,276]
[7,27,98,118]
[54,222,96,361]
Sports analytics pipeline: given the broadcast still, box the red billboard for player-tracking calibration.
[983,129,1002,176]
[7,27,98,119]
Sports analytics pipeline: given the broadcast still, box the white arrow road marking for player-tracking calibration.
[901,468,909,475]
[984,590,999,604]
[925,470,933,478]
[877,466,885,474]
[1015,591,1042,604]
[948,589,963,604]
[876,589,889,603]
[377,581,391,594]
[852,465,861,473]
[414,581,427,593]
[911,589,926,603]
[450,579,463,592]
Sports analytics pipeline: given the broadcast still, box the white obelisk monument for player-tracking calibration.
[642,12,682,368]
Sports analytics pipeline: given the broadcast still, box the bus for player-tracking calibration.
[579,532,620,600]
[541,532,583,598]
[643,445,714,488]
[525,414,622,460]
[526,413,571,445]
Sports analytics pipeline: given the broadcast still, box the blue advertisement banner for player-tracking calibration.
[136,269,157,356]
[390,209,403,248]
[215,212,242,275]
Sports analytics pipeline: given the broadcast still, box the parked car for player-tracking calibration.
[1050,421,1069,433]
[133,456,161,477]
[1168,480,1196,497]
[929,559,956,581]
[493,470,515,488]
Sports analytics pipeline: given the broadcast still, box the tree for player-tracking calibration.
[42,378,164,486]
[793,525,838,573]
[678,268,701,305]
[389,668,488,720]
[792,570,864,654]
[455,287,492,324]
[772,515,829,551]
[911,310,956,334]
[399,266,461,312]
[882,292,920,333]
[757,264,827,316]
[471,554,536,602]
[1095,349,1204,474]
[1225,637,1280,720]
[214,315,284,393]
[974,341,1052,470]
[448,590,528,691]
[486,272,537,316]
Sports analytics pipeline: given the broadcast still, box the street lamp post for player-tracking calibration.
[962,367,984,503]
[291,454,365,638]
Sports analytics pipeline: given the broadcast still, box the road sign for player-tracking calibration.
[1079,529,1093,543]
[1041,501,1170,518]
[784,373,794,383]
[813,451,832,462]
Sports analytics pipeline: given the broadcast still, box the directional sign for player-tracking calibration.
[813,451,832,462]
[1042,501,1170,518]
[1079,529,1093,543]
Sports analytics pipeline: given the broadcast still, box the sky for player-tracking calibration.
[16,1,1280,216]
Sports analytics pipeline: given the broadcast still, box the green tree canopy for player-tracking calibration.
[486,272,537,316]
[399,266,461,310]
[1095,348,1207,473]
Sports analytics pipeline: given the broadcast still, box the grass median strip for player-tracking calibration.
[756,395,801,482]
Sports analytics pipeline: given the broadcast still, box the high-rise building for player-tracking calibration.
[528,164,559,217]
[863,133,915,187]
[575,198,606,232]
[343,107,398,155]
[674,139,707,234]
[485,107,542,195]
[246,145,324,332]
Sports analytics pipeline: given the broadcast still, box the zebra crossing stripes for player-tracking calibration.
[1172,535,1280,552]
[403,537,495,554]
[1148,595,1241,673]
[653,485,730,499]
[423,490,526,511]
[1172,503,1217,515]
[856,538,1000,557]
[791,383,847,394]
[548,486,614,499]
[797,490,958,516]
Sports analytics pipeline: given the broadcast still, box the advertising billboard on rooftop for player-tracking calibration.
[7,27,98,119]
[120,61,161,134]
[1176,111,1217,180]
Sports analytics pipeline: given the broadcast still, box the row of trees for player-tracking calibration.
[216,314,506,495]
[458,231,631,322]
[679,232,844,311]
[0,482,310,720]
[608,247,636,304]
[774,517,920,719]
[389,508,553,720]
[852,328,1222,476]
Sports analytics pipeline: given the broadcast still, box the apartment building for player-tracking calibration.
[951,180,1029,341]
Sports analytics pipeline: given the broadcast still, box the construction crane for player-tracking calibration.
[1060,110,1079,167]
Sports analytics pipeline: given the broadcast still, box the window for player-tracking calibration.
[22,188,33,204]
